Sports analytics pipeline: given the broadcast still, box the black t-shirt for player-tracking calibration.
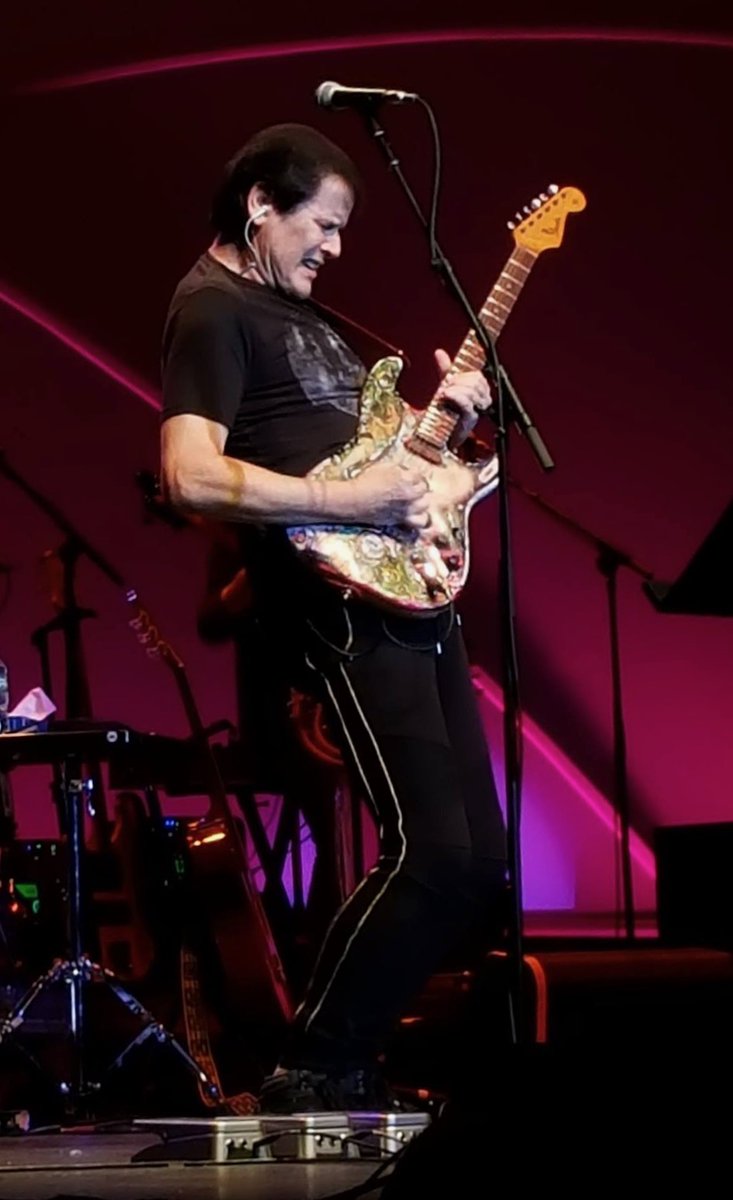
[161,252,376,650]
[161,252,365,475]
[161,252,450,654]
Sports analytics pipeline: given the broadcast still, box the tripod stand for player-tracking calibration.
[0,733,221,1118]
[510,479,656,940]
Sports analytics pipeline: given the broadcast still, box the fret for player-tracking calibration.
[412,245,539,451]
[487,296,512,314]
[452,353,480,373]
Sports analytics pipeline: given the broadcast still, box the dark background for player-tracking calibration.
[1,4,730,907]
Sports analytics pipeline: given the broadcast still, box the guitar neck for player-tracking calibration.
[165,655,236,830]
[127,596,233,829]
[412,244,539,452]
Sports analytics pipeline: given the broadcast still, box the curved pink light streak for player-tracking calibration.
[20,27,733,94]
[470,666,656,878]
[0,283,161,411]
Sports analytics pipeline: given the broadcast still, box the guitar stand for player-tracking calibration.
[0,753,221,1119]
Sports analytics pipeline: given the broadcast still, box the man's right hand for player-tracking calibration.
[346,462,431,529]
[162,413,434,528]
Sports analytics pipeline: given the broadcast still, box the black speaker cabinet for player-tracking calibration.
[655,822,733,947]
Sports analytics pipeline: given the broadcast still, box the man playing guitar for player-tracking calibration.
[160,123,507,1113]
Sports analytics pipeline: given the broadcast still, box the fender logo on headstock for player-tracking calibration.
[510,185,586,254]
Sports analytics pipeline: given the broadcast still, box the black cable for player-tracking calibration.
[417,98,442,269]
[317,1144,406,1200]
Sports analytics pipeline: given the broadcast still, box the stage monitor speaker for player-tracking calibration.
[655,822,733,947]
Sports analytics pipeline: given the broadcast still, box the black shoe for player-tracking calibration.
[258,1066,421,1115]
[258,1068,341,1114]
[337,1067,418,1113]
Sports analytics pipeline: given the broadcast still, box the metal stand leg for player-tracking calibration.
[0,757,221,1116]
[102,967,219,1098]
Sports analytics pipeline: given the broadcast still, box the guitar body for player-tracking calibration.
[288,356,499,613]
[184,810,293,1029]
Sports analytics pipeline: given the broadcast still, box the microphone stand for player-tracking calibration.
[360,105,554,1043]
[0,451,124,848]
[0,451,125,591]
[510,478,656,942]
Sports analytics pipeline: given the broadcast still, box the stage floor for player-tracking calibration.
[2,939,732,1197]
[0,1125,400,1200]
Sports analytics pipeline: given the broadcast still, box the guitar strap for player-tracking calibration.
[180,942,257,1115]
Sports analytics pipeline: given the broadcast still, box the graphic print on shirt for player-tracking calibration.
[285,322,365,415]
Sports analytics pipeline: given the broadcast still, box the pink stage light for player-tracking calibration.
[19,28,733,94]
[471,665,656,879]
[0,282,161,411]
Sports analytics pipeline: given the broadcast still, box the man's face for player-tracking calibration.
[255,174,354,299]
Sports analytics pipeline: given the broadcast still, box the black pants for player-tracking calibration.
[278,597,507,1073]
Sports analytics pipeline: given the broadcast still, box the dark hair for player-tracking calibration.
[210,123,363,246]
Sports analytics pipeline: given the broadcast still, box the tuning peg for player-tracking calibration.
[507,220,515,230]
[548,183,559,194]
[531,197,542,209]
[523,205,531,215]
[515,211,523,222]
[540,192,549,202]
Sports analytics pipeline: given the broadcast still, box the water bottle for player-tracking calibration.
[0,657,8,731]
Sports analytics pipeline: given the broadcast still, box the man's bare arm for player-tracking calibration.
[160,413,431,527]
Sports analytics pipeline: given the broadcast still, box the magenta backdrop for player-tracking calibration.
[1,5,731,920]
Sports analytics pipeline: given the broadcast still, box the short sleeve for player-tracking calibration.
[161,288,250,429]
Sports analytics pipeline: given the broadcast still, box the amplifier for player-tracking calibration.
[654,822,733,947]
[0,839,67,973]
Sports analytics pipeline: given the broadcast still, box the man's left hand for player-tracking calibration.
[434,348,493,446]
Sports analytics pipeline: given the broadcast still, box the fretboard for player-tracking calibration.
[410,244,538,454]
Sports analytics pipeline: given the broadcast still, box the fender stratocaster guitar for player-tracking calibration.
[288,185,586,613]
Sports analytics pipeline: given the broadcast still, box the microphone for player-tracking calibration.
[315,81,418,110]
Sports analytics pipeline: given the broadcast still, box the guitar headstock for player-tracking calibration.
[509,185,586,253]
[125,587,183,670]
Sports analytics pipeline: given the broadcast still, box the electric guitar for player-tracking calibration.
[287,185,586,613]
